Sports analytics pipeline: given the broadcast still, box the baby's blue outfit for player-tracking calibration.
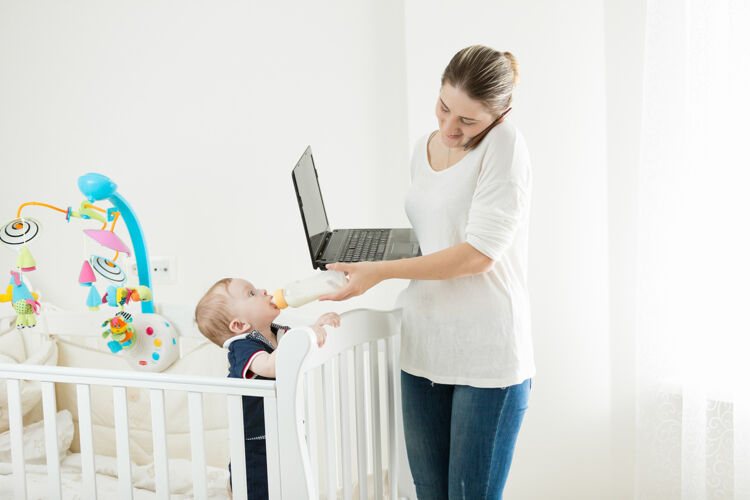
[225,323,288,500]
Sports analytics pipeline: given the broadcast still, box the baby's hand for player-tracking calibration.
[310,312,341,347]
[314,312,341,328]
[311,325,327,347]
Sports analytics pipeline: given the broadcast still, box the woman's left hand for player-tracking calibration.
[318,261,385,301]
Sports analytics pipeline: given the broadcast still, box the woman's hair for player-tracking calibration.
[441,45,519,115]
[195,278,234,346]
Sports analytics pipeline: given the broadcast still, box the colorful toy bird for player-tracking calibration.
[0,270,41,328]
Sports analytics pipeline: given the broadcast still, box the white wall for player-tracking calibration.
[0,1,636,498]
[0,0,411,318]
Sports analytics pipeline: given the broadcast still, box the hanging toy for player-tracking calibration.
[1,174,178,371]
[102,311,136,353]
[103,285,118,307]
[85,286,101,311]
[100,286,152,353]
[115,286,131,306]
[78,260,96,286]
[102,285,152,308]
[131,286,152,302]
[78,259,99,310]
[89,255,127,285]
[0,237,41,329]
[16,246,37,272]
[0,218,42,249]
[0,270,41,329]
[83,229,132,257]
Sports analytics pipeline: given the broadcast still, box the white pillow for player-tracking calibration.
[56,338,232,467]
[0,328,58,433]
[0,409,74,464]
[0,321,25,363]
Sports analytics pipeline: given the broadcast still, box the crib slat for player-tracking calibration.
[76,384,98,499]
[227,394,247,500]
[386,336,399,500]
[42,381,62,500]
[354,344,368,500]
[149,389,171,499]
[263,395,281,500]
[369,341,383,499]
[338,351,353,500]
[305,369,319,486]
[187,392,208,500]
[6,379,27,500]
[113,386,133,500]
[321,362,338,500]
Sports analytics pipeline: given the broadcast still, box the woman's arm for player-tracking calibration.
[319,242,493,301]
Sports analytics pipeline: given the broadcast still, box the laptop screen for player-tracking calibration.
[292,147,330,261]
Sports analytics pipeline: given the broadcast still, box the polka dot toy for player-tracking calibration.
[104,313,178,372]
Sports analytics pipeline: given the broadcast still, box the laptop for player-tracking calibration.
[292,146,421,270]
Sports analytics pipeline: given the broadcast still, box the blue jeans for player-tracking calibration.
[401,371,530,500]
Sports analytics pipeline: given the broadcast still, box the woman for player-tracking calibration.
[322,45,533,499]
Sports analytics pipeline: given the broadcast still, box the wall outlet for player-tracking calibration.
[125,256,177,284]
[150,256,176,284]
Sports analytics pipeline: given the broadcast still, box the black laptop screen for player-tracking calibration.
[292,147,329,260]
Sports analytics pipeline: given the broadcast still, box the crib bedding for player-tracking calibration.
[0,327,57,433]
[0,455,232,499]
[0,455,231,500]
[0,317,242,463]
[0,408,231,499]
[0,320,235,497]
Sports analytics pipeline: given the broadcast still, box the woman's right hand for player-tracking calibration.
[318,261,386,301]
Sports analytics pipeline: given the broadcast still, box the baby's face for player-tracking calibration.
[225,278,280,332]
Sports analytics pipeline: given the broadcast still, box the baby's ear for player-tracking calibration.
[228,318,250,334]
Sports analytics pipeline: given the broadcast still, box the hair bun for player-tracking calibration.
[503,51,520,87]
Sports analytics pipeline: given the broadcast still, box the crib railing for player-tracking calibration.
[1,307,402,500]
[276,308,401,500]
[0,363,277,500]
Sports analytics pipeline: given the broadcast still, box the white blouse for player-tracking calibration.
[396,121,535,388]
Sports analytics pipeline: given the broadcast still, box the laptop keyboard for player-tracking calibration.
[341,229,388,262]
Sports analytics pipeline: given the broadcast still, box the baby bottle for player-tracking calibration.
[271,270,347,309]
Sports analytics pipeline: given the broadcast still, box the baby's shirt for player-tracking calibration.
[224,323,289,441]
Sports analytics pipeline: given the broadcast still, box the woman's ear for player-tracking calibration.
[228,318,251,334]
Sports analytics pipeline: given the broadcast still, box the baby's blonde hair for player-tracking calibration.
[195,278,234,347]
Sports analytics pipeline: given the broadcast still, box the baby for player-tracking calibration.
[194,277,340,499]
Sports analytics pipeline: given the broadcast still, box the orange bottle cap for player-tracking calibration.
[272,289,288,309]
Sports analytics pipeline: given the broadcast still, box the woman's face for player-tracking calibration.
[435,83,494,149]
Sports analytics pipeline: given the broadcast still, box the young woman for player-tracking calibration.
[322,45,534,499]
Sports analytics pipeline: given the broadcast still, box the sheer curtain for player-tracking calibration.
[636,0,750,498]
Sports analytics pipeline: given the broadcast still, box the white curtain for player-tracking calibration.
[636,0,750,499]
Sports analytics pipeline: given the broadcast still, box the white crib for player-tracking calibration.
[0,305,402,499]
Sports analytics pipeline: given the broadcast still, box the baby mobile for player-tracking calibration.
[0,173,178,371]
